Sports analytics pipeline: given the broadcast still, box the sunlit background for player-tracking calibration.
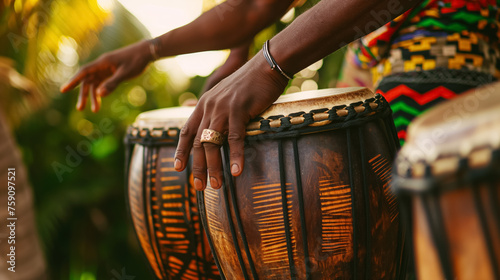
[0,0,345,279]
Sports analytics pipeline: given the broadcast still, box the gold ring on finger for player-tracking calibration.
[200,129,225,146]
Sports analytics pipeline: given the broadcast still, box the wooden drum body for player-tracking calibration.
[198,88,407,279]
[125,107,219,280]
[392,82,500,280]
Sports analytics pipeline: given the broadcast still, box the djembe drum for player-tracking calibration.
[125,107,219,280]
[392,82,500,280]
[198,88,407,279]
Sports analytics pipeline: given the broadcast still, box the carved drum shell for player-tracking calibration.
[126,107,220,280]
[199,88,407,280]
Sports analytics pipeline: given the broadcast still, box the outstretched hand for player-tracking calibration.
[174,53,288,191]
[60,40,152,112]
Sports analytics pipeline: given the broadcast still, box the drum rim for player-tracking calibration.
[125,93,392,143]
[392,148,500,194]
[134,106,195,122]
[246,93,391,139]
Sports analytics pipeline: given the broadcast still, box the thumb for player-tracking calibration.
[96,67,127,97]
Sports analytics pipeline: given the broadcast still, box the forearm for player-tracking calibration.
[270,0,422,75]
[156,0,294,57]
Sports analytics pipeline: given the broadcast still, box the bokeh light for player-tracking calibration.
[57,36,79,67]
[118,0,227,78]
[301,79,318,91]
[178,91,197,105]
[77,119,94,137]
[281,8,295,23]
[97,0,115,12]
[80,272,96,280]
[127,86,147,107]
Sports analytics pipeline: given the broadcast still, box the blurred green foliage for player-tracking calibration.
[1,0,345,279]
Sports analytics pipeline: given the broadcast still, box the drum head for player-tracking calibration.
[258,87,373,118]
[133,106,195,130]
[246,87,383,136]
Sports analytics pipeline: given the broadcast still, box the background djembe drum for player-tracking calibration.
[125,107,220,280]
[198,88,408,280]
[392,82,500,280]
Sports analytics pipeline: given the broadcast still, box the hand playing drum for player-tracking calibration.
[196,87,407,279]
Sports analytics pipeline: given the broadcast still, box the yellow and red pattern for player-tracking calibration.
[350,0,500,145]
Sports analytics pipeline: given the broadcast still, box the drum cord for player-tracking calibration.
[197,191,227,280]
[245,94,393,142]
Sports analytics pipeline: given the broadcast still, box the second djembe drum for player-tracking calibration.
[198,88,407,279]
[393,82,500,280]
[125,107,219,280]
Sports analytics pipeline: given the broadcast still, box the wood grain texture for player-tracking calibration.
[203,117,403,279]
[127,145,219,280]
[413,184,500,280]
[369,154,398,223]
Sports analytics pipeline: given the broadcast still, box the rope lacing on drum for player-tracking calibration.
[245,94,391,140]
[125,94,392,143]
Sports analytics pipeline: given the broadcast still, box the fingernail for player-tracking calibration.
[194,178,203,190]
[210,177,219,188]
[97,88,105,96]
[231,164,240,175]
[174,159,181,170]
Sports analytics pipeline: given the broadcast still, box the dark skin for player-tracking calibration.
[60,0,296,111]
[61,0,421,191]
[174,0,421,191]
[201,43,251,93]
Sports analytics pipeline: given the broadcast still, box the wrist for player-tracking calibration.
[144,38,161,62]
[262,40,293,80]
[253,51,290,91]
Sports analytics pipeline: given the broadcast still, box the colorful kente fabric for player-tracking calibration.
[376,70,495,146]
[353,0,500,72]
[350,0,500,144]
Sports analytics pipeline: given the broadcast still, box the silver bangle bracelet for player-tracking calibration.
[149,37,161,61]
[263,40,293,80]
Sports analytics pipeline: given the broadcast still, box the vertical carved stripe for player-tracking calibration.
[369,154,398,222]
[319,178,353,255]
[156,153,203,278]
[144,148,167,278]
[252,181,296,276]
[204,187,223,232]
[128,146,162,278]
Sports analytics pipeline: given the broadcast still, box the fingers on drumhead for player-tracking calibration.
[228,121,246,177]
[191,140,207,191]
[204,143,223,189]
[175,113,203,171]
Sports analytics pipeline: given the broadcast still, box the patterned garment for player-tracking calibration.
[351,0,500,145]
[376,70,495,146]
